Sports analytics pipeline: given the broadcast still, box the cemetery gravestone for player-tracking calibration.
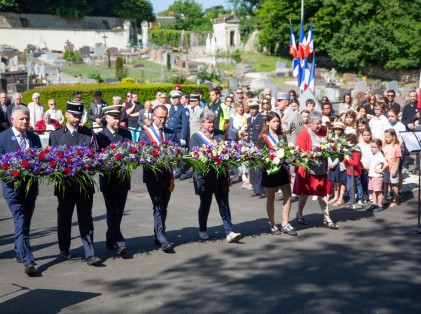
[79,46,91,56]
[386,80,399,92]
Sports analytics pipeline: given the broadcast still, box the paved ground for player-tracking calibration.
[1,170,421,313]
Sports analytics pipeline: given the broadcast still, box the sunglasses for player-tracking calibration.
[387,95,394,97]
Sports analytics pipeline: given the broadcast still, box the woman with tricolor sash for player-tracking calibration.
[189,111,242,243]
[258,111,297,236]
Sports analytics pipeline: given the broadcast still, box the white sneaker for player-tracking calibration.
[226,232,241,243]
[199,231,209,240]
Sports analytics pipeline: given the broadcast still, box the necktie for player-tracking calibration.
[72,131,77,140]
[113,132,117,140]
[19,133,26,150]
[159,128,164,142]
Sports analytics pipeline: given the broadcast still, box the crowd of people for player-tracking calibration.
[0,85,419,276]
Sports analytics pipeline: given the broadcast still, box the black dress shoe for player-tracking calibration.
[117,246,127,256]
[161,242,173,253]
[25,264,36,275]
[259,194,266,199]
[86,256,102,266]
[250,193,261,197]
[16,256,22,263]
[276,195,284,201]
[106,244,118,251]
[291,196,299,202]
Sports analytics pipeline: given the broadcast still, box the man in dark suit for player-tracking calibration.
[137,100,154,131]
[49,101,102,266]
[246,99,266,198]
[87,90,108,132]
[7,93,26,126]
[139,105,177,253]
[0,91,11,131]
[97,105,132,257]
[0,105,41,275]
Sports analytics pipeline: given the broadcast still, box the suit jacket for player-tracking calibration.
[281,107,304,144]
[247,113,264,146]
[97,127,132,191]
[49,125,98,196]
[0,128,42,196]
[87,101,108,121]
[137,108,154,130]
[139,126,178,187]
[167,104,190,142]
[0,104,10,131]
[189,106,204,137]
[189,129,229,195]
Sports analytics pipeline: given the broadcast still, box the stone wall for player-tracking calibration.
[0,12,127,29]
[0,27,130,51]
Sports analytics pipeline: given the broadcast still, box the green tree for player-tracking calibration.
[115,56,129,81]
[0,0,18,10]
[164,0,208,31]
[116,0,155,26]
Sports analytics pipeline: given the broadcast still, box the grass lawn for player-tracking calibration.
[60,59,184,82]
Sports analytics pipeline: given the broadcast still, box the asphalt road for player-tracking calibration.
[1,170,421,313]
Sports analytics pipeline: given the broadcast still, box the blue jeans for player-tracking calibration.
[360,169,369,195]
[128,127,141,142]
[347,174,363,202]
[198,192,233,235]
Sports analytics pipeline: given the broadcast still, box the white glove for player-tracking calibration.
[180,139,187,146]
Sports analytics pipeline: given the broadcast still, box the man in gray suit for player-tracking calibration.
[275,92,304,202]
[189,94,204,136]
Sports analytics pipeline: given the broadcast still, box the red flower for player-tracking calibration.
[332,146,337,151]
[49,160,57,167]
[152,150,159,157]
[66,158,72,163]
[317,147,322,152]
[63,168,71,175]
[194,152,199,158]
[2,164,9,170]
[207,149,212,154]
[12,170,19,178]
[215,157,222,164]
[139,142,145,147]
[22,160,30,168]
[101,148,106,152]
[28,150,34,155]
[131,147,137,153]
[175,149,180,154]
[56,152,64,158]
[76,150,83,156]
[162,141,169,145]
[38,152,45,160]
[115,153,122,160]
[44,147,50,153]
[110,144,116,149]
[270,154,275,160]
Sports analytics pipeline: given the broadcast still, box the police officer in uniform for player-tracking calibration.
[49,101,102,266]
[97,105,132,257]
[246,99,266,198]
[167,90,190,179]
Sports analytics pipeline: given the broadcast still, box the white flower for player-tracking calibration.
[273,157,281,165]
[275,148,285,159]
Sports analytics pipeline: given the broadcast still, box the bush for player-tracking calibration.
[88,71,104,83]
[196,68,220,84]
[63,49,83,62]
[22,83,210,123]
[121,77,135,84]
[167,73,190,84]
[150,29,190,47]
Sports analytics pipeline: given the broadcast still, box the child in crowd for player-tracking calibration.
[343,133,364,205]
[382,129,402,207]
[368,139,388,212]
[387,108,406,194]
[356,106,367,119]
[305,99,316,113]
[301,110,310,129]
[369,103,390,141]
[143,117,152,128]
[356,117,370,141]
[343,110,357,135]
[328,122,347,206]
[358,127,374,203]
[290,100,300,112]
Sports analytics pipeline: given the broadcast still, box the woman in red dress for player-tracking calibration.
[293,111,339,229]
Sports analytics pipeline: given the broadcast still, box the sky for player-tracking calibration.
[151,0,230,14]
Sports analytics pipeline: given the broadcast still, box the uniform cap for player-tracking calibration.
[169,90,182,98]
[247,99,261,108]
[276,92,290,100]
[190,94,200,101]
[66,100,84,114]
[102,105,123,116]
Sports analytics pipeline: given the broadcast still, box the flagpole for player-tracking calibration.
[301,0,304,23]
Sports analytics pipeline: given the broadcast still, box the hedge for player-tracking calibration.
[22,83,210,123]
[150,29,190,47]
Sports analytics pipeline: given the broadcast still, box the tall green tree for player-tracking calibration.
[116,0,155,25]
[0,0,18,10]
[163,0,208,31]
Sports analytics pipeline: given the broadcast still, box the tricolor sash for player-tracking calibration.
[196,130,217,145]
[144,127,162,144]
[264,133,279,149]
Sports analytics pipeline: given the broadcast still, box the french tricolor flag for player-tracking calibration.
[308,54,315,92]
[289,24,298,59]
[418,68,421,111]
[298,22,307,59]
[305,23,314,58]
